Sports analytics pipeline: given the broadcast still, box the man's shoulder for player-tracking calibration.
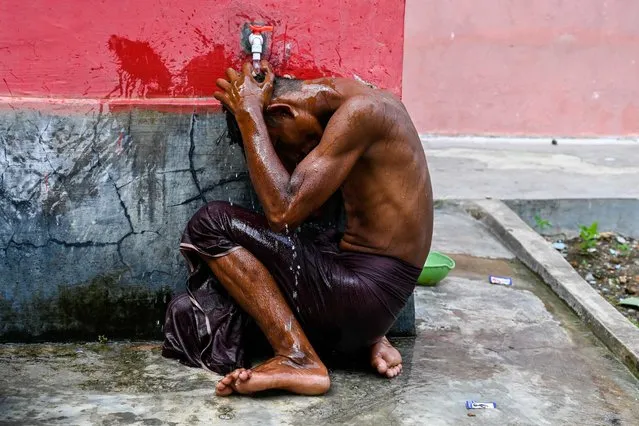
[334,95,387,123]
[341,94,378,110]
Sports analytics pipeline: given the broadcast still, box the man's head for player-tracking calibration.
[264,77,325,162]
[225,77,324,164]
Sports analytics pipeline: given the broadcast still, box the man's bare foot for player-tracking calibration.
[370,336,403,378]
[215,356,330,396]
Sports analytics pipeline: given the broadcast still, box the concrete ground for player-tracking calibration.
[2,204,638,425]
[424,138,639,199]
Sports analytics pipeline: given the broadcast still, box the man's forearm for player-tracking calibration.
[235,106,293,225]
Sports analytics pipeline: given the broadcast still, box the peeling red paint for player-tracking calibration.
[107,35,173,97]
[107,35,340,99]
[0,0,405,104]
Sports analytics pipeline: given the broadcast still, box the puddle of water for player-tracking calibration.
[446,254,612,346]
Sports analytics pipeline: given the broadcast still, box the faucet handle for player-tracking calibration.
[249,24,273,34]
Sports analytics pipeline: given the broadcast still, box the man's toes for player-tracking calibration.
[386,364,402,378]
[372,356,388,375]
[219,371,237,386]
[238,369,251,381]
[215,381,233,396]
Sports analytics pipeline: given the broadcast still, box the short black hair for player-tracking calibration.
[225,77,302,152]
[272,76,303,98]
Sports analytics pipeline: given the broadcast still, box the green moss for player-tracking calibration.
[0,343,79,358]
[73,344,213,393]
[0,273,173,342]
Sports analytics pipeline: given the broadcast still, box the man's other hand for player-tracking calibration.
[214,60,274,114]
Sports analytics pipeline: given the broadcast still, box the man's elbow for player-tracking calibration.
[265,189,300,232]
[266,211,298,233]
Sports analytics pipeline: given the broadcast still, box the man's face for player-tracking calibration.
[267,109,323,165]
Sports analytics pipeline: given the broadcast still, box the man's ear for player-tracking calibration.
[266,103,298,119]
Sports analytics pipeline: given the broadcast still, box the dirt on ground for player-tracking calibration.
[550,232,639,326]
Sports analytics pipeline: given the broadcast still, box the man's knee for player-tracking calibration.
[182,200,269,259]
[183,201,262,256]
[187,201,236,234]
[203,200,237,222]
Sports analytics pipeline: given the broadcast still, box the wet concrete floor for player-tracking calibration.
[1,206,638,425]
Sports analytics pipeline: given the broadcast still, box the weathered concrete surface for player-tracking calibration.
[0,109,258,340]
[473,199,639,377]
[506,198,639,239]
[425,138,639,200]
[2,207,639,425]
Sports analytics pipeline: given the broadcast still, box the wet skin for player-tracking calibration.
[210,61,433,396]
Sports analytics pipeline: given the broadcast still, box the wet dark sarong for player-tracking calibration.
[162,201,420,374]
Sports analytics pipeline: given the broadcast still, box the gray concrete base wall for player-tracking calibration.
[0,108,412,341]
[0,109,259,340]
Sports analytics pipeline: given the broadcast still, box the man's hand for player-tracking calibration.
[214,61,275,114]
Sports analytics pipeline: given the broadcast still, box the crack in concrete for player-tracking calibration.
[27,117,59,177]
[116,229,162,270]
[187,113,207,205]
[112,180,134,233]
[85,108,137,268]
[1,134,8,163]
[115,231,136,269]
[85,158,102,176]
[0,184,39,212]
[170,172,249,207]
[87,109,134,235]
[156,168,201,175]
[115,177,140,191]
[4,230,161,265]
[1,231,16,255]
[6,236,118,250]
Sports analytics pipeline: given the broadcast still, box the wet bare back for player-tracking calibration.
[325,80,433,266]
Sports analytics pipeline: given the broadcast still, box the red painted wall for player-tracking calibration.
[403,0,639,136]
[0,0,405,103]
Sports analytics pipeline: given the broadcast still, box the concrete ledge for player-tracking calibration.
[421,135,639,145]
[505,198,639,239]
[470,199,639,377]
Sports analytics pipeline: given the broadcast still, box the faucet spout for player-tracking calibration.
[249,33,264,70]
[248,24,273,71]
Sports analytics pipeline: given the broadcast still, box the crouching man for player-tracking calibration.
[163,61,433,396]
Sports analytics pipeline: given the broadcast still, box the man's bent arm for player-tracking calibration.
[234,104,296,228]
[236,100,373,231]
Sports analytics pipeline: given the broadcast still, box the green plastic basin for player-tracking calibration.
[417,251,456,286]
